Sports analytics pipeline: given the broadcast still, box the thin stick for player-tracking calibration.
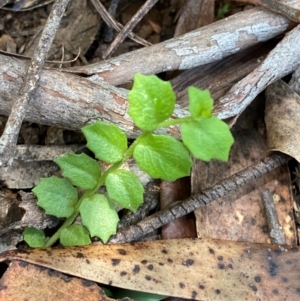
[109,153,288,243]
[261,189,286,244]
[0,0,71,167]
[103,0,120,43]
[103,0,158,59]
[90,0,151,47]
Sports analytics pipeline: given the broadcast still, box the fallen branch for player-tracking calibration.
[214,24,300,122]
[0,55,138,138]
[65,7,291,86]
[109,153,288,243]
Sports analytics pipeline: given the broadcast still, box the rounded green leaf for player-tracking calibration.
[54,153,101,190]
[60,225,91,246]
[82,121,127,163]
[23,227,46,248]
[32,176,78,218]
[79,194,119,243]
[133,134,192,181]
[128,74,176,131]
[188,86,213,119]
[181,117,234,161]
[106,169,144,212]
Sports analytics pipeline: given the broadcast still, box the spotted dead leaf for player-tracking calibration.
[0,260,124,301]
[265,79,300,162]
[1,238,300,300]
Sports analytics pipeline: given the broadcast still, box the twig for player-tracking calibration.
[214,24,300,122]
[0,0,71,167]
[103,0,158,59]
[90,0,151,47]
[261,189,286,244]
[103,0,120,43]
[236,0,300,22]
[0,0,10,8]
[0,48,81,64]
[109,153,288,243]
[0,0,55,11]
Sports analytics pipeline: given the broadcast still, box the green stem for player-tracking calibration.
[44,131,149,247]
[157,116,192,128]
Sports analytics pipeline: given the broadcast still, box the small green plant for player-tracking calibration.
[24,74,234,247]
[216,2,230,20]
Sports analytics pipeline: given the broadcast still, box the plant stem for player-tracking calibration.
[44,131,149,247]
[157,116,193,128]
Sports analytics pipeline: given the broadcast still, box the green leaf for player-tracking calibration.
[188,86,213,119]
[79,194,119,243]
[133,134,192,181]
[106,169,144,212]
[32,176,78,218]
[54,153,101,190]
[181,117,234,161]
[60,225,91,246]
[82,121,127,163]
[114,289,167,301]
[128,74,176,131]
[23,227,46,248]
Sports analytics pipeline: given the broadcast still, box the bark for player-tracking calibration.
[214,23,300,121]
[65,7,290,86]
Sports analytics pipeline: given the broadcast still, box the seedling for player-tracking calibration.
[24,74,234,247]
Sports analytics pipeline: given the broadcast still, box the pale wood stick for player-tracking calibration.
[64,7,291,86]
[103,0,159,59]
[214,24,300,122]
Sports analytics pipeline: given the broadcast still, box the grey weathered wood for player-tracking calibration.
[0,55,182,138]
[65,7,291,85]
[214,24,300,121]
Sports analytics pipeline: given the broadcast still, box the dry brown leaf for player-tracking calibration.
[0,260,120,301]
[265,79,300,162]
[174,0,214,37]
[0,34,13,51]
[1,238,300,300]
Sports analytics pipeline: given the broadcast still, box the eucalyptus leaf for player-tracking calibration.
[181,117,234,161]
[128,74,176,131]
[33,176,78,218]
[82,121,127,163]
[55,153,101,190]
[80,194,119,243]
[133,134,192,181]
[106,169,144,212]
